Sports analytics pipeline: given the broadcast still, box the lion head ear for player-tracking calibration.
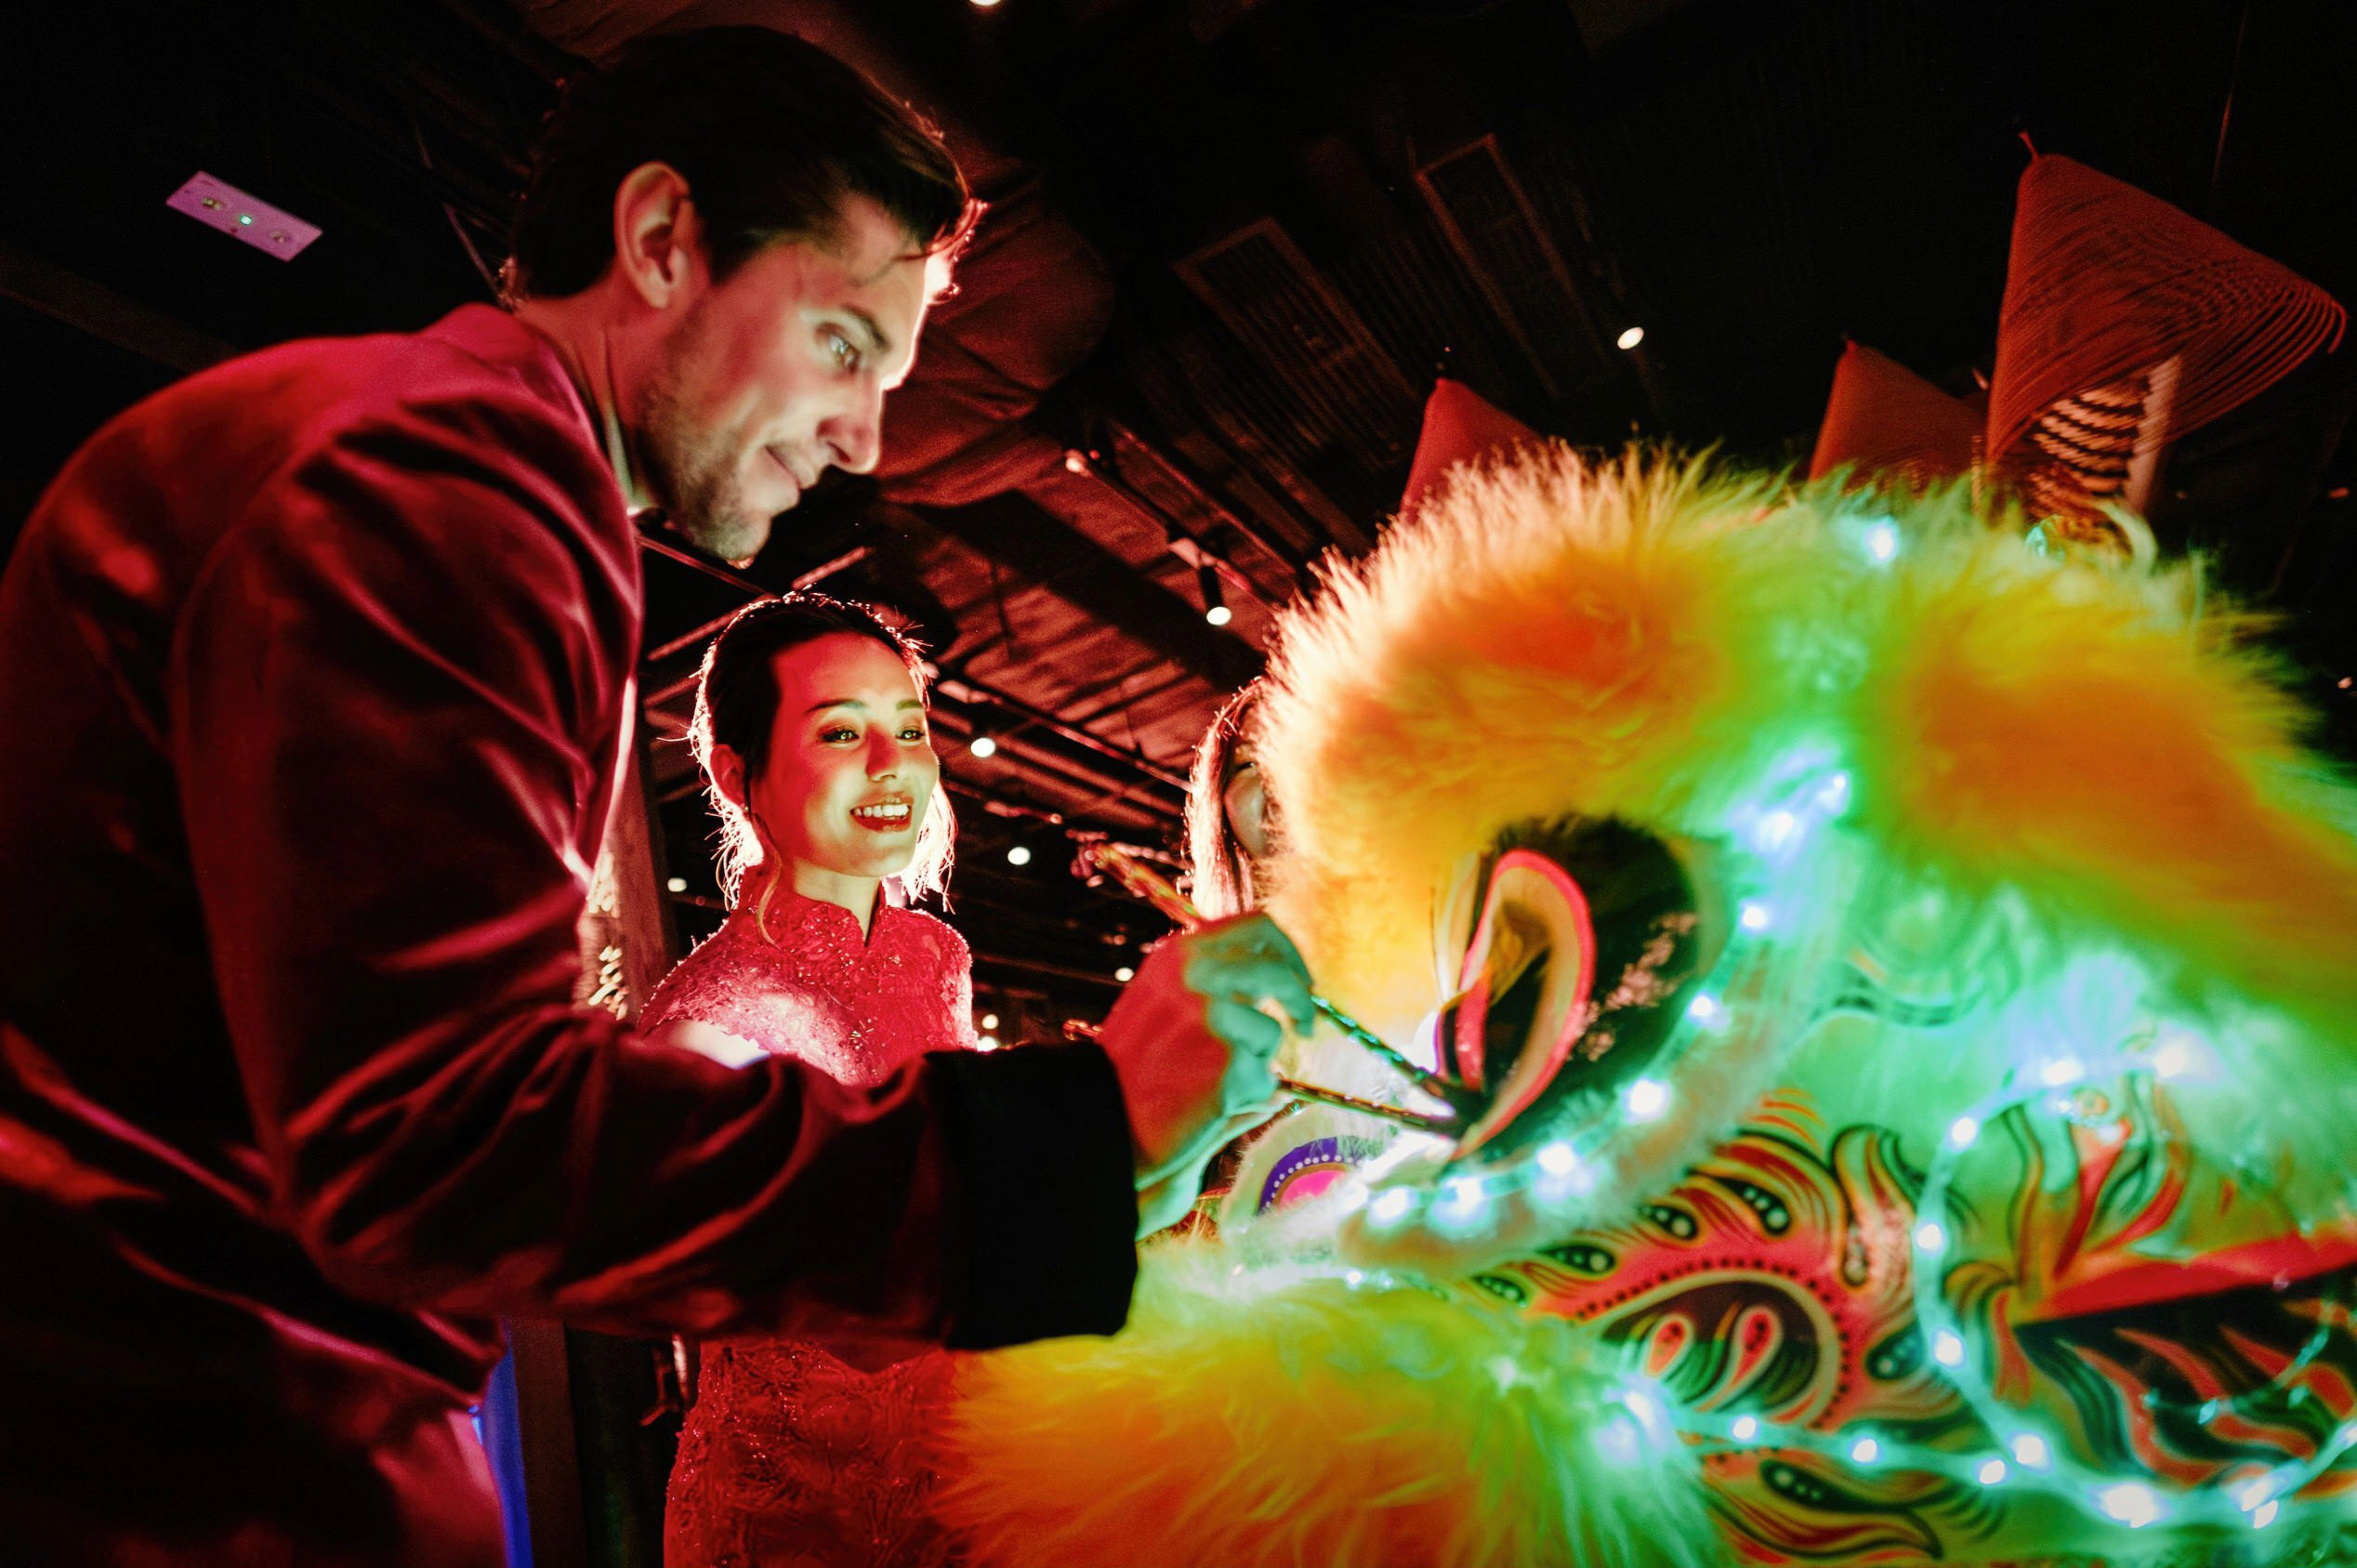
[1855,540,2357,1021]
[1399,378,1541,520]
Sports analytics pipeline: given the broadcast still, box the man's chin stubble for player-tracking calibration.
[687,506,771,568]
[652,455,772,564]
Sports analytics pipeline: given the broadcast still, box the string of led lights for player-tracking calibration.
[1301,1040,2357,1544]
[1214,511,2357,1549]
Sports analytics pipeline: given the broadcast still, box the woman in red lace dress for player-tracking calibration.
[652,594,973,1568]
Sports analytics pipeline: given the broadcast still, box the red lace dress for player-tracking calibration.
[650,889,977,1568]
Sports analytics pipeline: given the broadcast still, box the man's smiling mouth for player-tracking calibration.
[768,446,820,491]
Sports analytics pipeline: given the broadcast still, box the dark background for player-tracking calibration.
[10,4,2355,1558]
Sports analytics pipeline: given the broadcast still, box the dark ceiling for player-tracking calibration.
[8,0,2356,1038]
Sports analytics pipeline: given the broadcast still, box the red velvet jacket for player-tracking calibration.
[0,305,1137,1568]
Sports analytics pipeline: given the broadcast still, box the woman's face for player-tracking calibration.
[1222,742,1271,863]
[747,632,939,883]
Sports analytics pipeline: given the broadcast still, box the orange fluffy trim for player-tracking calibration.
[1855,529,2357,1025]
[934,1245,1718,1568]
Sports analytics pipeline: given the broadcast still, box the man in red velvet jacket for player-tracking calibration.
[0,30,1306,1568]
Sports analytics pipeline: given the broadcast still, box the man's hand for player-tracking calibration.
[1096,914,1314,1232]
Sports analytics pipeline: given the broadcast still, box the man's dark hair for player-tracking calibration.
[506,27,977,300]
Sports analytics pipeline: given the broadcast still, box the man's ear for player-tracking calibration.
[611,161,706,310]
[708,743,750,812]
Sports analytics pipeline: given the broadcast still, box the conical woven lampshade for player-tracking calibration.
[1399,378,1541,518]
[1808,340,1982,484]
[1987,155,2345,505]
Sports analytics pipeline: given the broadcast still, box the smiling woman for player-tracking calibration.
[690,591,955,925]
[640,592,979,1566]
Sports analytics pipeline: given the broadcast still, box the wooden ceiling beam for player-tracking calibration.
[908,492,1264,692]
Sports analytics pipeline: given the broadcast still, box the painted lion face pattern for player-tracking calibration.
[1464,1081,2357,1561]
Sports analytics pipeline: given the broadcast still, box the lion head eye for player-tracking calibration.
[1439,818,1708,1155]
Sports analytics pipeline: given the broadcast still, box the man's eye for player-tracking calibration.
[825,330,862,374]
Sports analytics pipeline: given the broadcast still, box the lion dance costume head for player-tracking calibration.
[935,448,2357,1566]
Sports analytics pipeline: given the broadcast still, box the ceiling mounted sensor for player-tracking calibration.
[166,173,321,260]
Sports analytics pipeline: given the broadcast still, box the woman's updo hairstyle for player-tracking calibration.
[690,592,955,908]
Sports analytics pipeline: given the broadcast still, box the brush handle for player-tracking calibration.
[1275,1074,1461,1135]
[1073,837,1475,1122]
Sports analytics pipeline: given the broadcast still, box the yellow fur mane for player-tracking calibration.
[1256,450,2357,1041]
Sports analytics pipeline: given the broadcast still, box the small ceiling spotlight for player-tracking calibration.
[1199,563,1231,626]
[969,733,999,758]
[1006,844,1033,867]
[979,1012,1000,1032]
[1062,448,1090,474]
[1616,325,1646,351]
[971,0,1004,8]
[1114,966,1136,982]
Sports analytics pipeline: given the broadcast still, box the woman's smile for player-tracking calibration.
[849,797,915,833]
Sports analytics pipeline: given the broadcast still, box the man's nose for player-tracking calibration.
[823,383,887,476]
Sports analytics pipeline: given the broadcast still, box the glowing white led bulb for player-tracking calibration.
[1438,1177,1488,1226]
[2098,1482,2159,1529]
[1932,1329,1965,1367]
[1625,1078,1670,1122]
[2151,1034,2201,1080]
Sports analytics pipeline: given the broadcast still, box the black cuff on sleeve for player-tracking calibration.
[926,1043,1139,1350]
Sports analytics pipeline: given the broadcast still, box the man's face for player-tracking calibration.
[638,195,932,563]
